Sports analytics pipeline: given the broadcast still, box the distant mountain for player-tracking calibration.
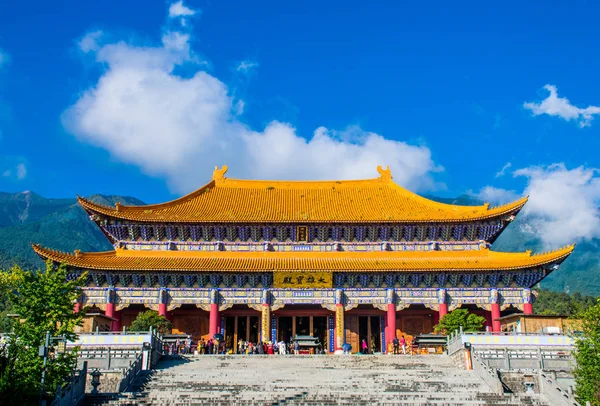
[426,194,600,295]
[0,191,598,295]
[0,192,144,270]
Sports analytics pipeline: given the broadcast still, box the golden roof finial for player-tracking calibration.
[376,165,392,181]
[212,165,229,181]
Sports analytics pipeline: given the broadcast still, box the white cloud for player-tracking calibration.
[495,162,511,178]
[472,186,519,205]
[476,163,600,247]
[236,60,259,74]
[169,1,196,18]
[63,5,443,194]
[15,163,26,180]
[524,84,600,128]
[515,164,600,246]
[79,31,103,53]
[1,162,27,180]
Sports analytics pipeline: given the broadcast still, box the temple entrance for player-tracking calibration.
[357,316,381,354]
[345,306,386,354]
[273,305,333,352]
[313,316,328,349]
[234,316,260,344]
[296,316,310,335]
[222,305,262,353]
[278,317,293,342]
[168,305,210,341]
[395,305,435,345]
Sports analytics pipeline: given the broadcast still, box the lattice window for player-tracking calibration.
[391,226,401,241]
[260,274,272,287]
[379,226,390,241]
[367,227,377,242]
[251,226,261,242]
[183,274,195,287]
[436,274,447,287]
[202,226,213,241]
[372,274,383,288]
[332,226,342,241]
[178,226,188,241]
[155,226,166,241]
[385,274,396,287]
[166,226,177,241]
[401,226,411,241]
[398,274,409,287]
[410,274,422,287]
[355,227,365,242]
[275,226,288,242]
[441,226,451,241]
[316,227,329,242]
[342,227,354,242]
[415,226,426,241]
[262,226,272,241]
[189,226,200,241]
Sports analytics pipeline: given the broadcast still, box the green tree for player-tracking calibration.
[573,299,600,405]
[129,310,172,334]
[0,261,86,405]
[433,308,486,335]
[533,289,597,316]
[0,267,22,332]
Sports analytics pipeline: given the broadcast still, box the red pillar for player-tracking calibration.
[105,302,115,318]
[523,303,533,315]
[111,310,122,331]
[387,303,396,347]
[209,303,219,337]
[158,303,168,318]
[439,303,448,320]
[491,303,501,332]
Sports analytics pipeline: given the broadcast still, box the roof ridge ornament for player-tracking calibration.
[212,165,228,181]
[376,165,392,182]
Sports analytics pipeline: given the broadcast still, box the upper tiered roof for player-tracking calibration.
[32,244,574,272]
[78,166,528,224]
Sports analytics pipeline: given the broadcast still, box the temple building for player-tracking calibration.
[33,165,574,353]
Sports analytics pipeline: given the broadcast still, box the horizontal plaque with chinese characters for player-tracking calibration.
[273,272,333,289]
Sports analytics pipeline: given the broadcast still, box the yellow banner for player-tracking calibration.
[273,272,332,289]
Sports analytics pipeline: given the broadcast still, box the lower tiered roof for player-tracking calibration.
[32,244,575,272]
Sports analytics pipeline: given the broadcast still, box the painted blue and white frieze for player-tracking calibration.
[103,220,509,247]
[80,286,534,313]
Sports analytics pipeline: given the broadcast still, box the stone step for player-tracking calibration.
[84,355,549,406]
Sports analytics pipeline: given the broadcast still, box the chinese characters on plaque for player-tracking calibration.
[296,226,308,242]
[273,271,333,288]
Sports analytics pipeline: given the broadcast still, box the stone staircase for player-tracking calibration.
[87,355,549,405]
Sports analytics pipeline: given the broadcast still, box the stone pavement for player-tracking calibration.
[93,354,549,405]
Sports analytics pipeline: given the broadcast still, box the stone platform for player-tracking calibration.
[93,355,549,405]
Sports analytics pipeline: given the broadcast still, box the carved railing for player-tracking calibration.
[117,352,144,393]
[471,352,504,395]
[538,371,581,406]
[51,361,87,406]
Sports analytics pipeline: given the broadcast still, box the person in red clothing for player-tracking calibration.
[267,342,274,354]
[361,339,368,354]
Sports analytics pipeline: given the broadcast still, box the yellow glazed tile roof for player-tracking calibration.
[77,166,528,223]
[32,244,574,272]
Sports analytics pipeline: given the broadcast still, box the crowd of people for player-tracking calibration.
[165,335,410,355]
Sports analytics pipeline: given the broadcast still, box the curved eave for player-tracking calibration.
[32,243,574,273]
[76,193,529,224]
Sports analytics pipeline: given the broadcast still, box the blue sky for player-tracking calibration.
[0,0,599,247]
